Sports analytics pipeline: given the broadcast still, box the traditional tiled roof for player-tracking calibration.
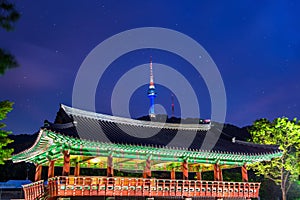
[48,104,279,155]
[12,104,282,167]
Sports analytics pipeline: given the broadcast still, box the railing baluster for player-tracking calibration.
[21,176,262,199]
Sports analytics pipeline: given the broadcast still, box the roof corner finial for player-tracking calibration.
[232,137,236,143]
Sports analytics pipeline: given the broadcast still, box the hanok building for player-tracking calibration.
[12,104,282,200]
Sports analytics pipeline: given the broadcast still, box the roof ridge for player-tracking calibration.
[61,104,211,131]
[44,120,74,129]
[235,139,279,150]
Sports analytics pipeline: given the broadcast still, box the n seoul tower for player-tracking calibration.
[148,57,157,118]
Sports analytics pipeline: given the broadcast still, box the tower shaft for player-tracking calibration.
[148,57,156,118]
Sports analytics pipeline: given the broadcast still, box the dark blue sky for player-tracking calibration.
[1,0,299,134]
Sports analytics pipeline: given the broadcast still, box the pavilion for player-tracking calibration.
[12,104,282,200]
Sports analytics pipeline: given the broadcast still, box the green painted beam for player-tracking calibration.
[12,129,282,166]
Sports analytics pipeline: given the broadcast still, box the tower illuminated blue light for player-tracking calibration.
[148,57,156,118]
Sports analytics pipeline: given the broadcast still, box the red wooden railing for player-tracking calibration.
[22,180,45,200]
[22,176,260,200]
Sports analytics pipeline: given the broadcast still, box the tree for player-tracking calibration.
[248,117,300,200]
[0,100,14,164]
[0,0,19,163]
[0,0,20,75]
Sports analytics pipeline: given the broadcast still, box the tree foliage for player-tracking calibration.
[0,100,14,164]
[0,48,18,75]
[0,0,20,75]
[0,0,18,165]
[0,0,20,31]
[249,117,300,200]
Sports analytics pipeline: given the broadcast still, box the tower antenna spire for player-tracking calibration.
[171,93,174,118]
[148,56,156,118]
[149,56,154,87]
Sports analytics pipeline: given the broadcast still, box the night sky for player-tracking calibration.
[1,0,299,134]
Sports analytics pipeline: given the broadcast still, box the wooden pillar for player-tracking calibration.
[107,154,114,177]
[62,150,70,176]
[171,168,176,179]
[196,171,202,180]
[74,162,80,176]
[143,157,151,178]
[182,160,188,180]
[241,164,248,182]
[214,164,223,181]
[35,164,42,181]
[196,165,202,180]
[47,160,55,178]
